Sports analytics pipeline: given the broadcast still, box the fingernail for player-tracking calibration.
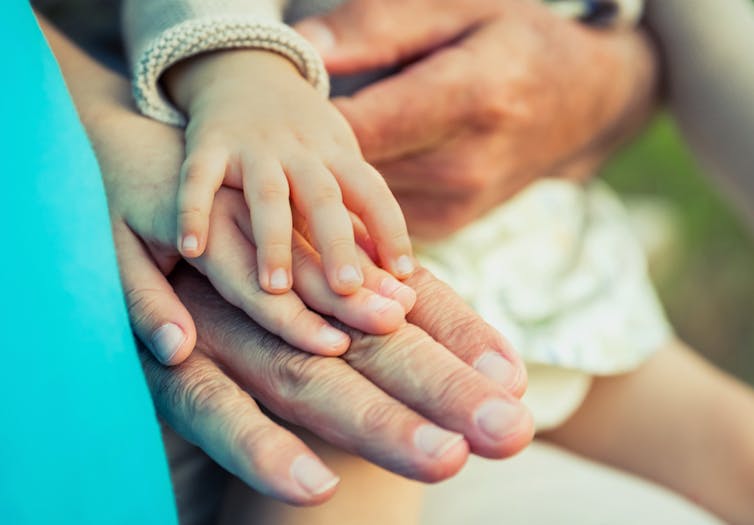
[318,325,349,348]
[473,400,525,441]
[151,323,186,364]
[414,425,464,458]
[269,268,289,291]
[394,255,415,277]
[366,294,398,314]
[337,265,362,286]
[474,351,518,387]
[296,20,335,53]
[290,455,340,496]
[379,277,416,312]
[182,234,199,253]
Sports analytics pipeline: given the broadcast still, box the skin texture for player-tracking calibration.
[41,0,662,509]
[163,50,415,295]
[42,17,532,505]
[296,0,659,239]
[543,341,754,525]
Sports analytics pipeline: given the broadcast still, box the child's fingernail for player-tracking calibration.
[318,326,349,348]
[151,323,186,364]
[290,455,340,496]
[379,277,416,312]
[337,265,362,286]
[366,294,399,314]
[182,235,199,253]
[296,20,336,53]
[269,268,290,291]
[394,255,415,277]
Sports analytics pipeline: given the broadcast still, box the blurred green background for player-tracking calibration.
[603,114,754,385]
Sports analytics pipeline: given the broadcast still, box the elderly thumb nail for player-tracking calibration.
[151,323,186,364]
[290,455,340,495]
[296,20,336,53]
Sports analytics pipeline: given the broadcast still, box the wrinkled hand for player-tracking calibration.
[296,0,658,238]
[141,265,531,505]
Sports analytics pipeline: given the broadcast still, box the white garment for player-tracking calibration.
[415,180,673,430]
[421,441,723,525]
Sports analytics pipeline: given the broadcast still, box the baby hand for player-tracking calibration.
[165,49,415,296]
[98,107,416,359]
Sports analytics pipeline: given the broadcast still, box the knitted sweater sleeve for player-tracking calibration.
[122,0,329,126]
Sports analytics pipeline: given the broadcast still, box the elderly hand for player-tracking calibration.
[75,61,531,506]
[296,0,659,238]
[141,264,531,505]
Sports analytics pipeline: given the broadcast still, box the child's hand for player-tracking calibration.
[96,109,415,359]
[164,49,415,296]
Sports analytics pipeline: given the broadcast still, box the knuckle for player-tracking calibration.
[254,180,290,204]
[307,184,343,209]
[124,288,162,331]
[272,351,323,400]
[323,235,354,253]
[178,205,206,220]
[357,399,400,436]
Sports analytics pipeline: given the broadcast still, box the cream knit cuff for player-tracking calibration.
[131,16,330,126]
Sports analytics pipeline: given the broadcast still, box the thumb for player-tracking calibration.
[116,226,197,366]
[294,0,490,75]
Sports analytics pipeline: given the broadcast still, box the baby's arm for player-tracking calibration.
[123,0,414,296]
[645,0,754,221]
[118,0,415,355]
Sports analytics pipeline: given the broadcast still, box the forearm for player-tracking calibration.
[646,0,754,213]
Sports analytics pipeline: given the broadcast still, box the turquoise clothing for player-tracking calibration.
[0,3,177,523]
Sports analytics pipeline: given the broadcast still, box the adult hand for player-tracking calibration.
[296,0,659,238]
[142,265,531,505]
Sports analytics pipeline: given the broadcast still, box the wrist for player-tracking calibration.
[164,49,304,115]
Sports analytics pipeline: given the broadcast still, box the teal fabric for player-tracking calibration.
[0,3,177,523]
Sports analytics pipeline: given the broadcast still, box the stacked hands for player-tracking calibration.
[163,48,417,359]
[85,0,654,507]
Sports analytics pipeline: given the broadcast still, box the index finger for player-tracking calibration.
[171,267,470,483]
[333,46,471,164]
[138,344,340,505]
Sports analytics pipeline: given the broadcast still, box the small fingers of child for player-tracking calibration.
[288,160,362,295]
[243,159,293,294]
[177,149,228,258]
[359,256,417,314]
[291,231,406,334]
[194,210,350,356]
[332,160,415,279]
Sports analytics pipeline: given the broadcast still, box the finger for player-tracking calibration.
[193,195,350,356]
[138,346,340,504]
[333,47,471,164]
[293,0,495,75]
[286,159,363,295]
[289,230,407,335]
[406,267,528,398]
[171,272,470,483]
[357,249,417,314]
[337,315,533,459]
[242,157,293,294]
[330,159,415,279]
[349,211,379,262]
[115,224,196,365]
[177,148,228,257]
